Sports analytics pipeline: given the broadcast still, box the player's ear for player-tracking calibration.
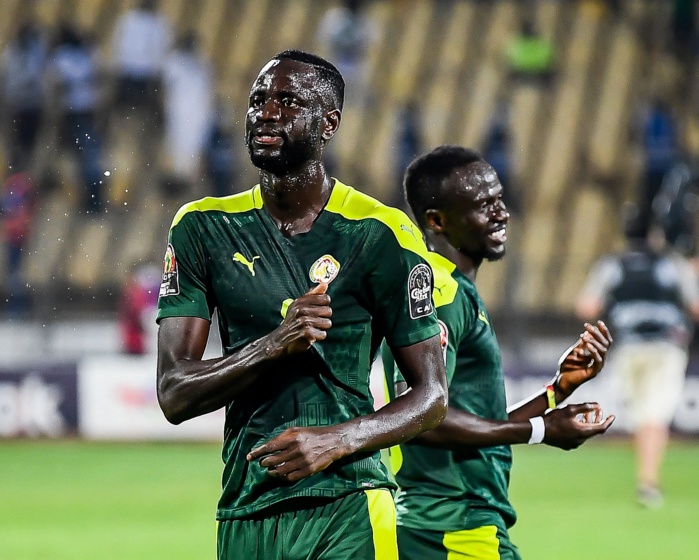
[424,209,446,234]
[321,109,341,141]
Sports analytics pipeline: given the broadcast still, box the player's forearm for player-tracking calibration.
[506,390,548,421]
[506,377,572,422]
[157,335,279,424]
[409,407,533,448]
[330,378,448,458]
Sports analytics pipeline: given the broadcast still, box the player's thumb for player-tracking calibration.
[307,282,328,295]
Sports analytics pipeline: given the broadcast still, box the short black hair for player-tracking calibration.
[404,145,483,228]
[272,49,345,111]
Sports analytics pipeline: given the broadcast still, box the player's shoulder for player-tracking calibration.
[428,252,480,329]
[325,179,426,255]
[170,186,261,229]
[426,252,460,309]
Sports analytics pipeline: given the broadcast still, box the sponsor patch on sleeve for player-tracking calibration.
[159,243,180,297]
[408,263,433,319]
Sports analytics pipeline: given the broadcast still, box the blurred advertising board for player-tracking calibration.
[0,364,79,437]
[2,355,697,439]
[78,356,223,440]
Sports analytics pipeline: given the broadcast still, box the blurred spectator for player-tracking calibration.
[506,19,555,85]
[204,98,237,198]
[671,0,695,63]
[638,97,678,226]
[110,0,172,117]
[47,24,104,213]
[118,263,160,355]
[317,0,376,106]
[1,162,35,315]
[483,102,520,214]
[605,0,623,20]
[576,206,699,508]
[393,102,422,208]
[0,21,47,164]
[161,32,214,196]
[652,158,698,257]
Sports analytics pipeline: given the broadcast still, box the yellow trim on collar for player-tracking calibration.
[170,186,263,229]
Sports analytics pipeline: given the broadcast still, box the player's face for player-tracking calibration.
[442,162,509,262]
[245,59,328,175]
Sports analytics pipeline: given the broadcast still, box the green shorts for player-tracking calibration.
[397,523,521,560]
[217,489,397,560]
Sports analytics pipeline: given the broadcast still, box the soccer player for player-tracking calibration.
[383,145,615,559]
[156,50,447,560]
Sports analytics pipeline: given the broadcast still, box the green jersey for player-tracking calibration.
[383,252,516,532]
[157,179,439,520]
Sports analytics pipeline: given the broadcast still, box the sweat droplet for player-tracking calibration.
[104,171,111,176]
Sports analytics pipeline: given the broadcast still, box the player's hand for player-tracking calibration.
[556,321,613,397]
[247,426,349,482]
[542,402,615,450]
[272,283,332,357]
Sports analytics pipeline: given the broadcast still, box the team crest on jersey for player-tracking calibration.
[159,243,179,296]
[438,320,449,364]
[408,263,433,319]
[309,254,341,284]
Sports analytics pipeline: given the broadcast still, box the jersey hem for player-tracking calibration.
[215,483,396,520]
[464,505,517,530]
[396,518,469,533]
[397,508,513,533]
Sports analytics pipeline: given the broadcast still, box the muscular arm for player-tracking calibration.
[157,283,332,424]
[408,402,611,450]
[248,334,448,481]
[345,334,448,449]
[157,316,279,424]
[407,322,614,451]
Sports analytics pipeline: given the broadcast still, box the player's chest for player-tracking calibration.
[203,219,368,328]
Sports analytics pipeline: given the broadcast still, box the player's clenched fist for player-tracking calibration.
[272,282,333,356]
[542,402,615,450]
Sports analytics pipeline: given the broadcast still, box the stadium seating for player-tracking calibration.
[0,0,693,322]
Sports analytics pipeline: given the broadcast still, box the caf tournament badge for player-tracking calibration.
[159,243,180,296]
[408,263,432,319]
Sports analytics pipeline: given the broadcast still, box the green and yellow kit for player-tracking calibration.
[157,179,439,558]
[383,252,520,560]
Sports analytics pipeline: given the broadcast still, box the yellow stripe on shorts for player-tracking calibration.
[443,525,500,559]
[365,489,399,560]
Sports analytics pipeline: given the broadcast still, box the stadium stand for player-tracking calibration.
[0,0,696,332]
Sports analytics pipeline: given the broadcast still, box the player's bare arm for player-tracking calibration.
[410,401,614,450]
[248,334,448,482]
[157,283,332,424]
[406,321,613,450]
[508,320,612,421]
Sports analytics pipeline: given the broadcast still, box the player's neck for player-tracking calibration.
[260,164,333,236]
[430,235,481,281]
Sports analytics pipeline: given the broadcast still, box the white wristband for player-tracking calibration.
[528,416,545,445]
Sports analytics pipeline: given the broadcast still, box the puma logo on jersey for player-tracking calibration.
[400,224,417,241]
[233,252,260,276]
[478,310,490,326]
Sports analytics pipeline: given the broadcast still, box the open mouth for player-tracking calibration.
[488,227,507,243]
